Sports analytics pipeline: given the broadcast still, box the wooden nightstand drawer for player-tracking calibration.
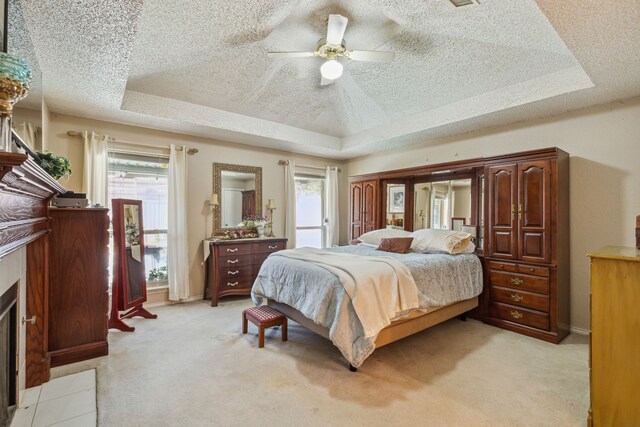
[490,302,550,331]
[221,276,253,290]
[490,286,549,312]
[219,254,254,266]
[254,241,286,253]
[490,270,549,294]
[218,244,255,256]
[221,265,254,278]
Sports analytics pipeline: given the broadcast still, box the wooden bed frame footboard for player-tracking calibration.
[267,296,478,368]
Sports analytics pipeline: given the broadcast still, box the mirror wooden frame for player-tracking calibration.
[109,198,157,332]
[212,162,262,233]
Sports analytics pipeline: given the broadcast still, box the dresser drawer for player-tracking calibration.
[489,261,549,277]
[218,244,255,256]
[253,240,287,253]
[218,254,254,266]
[490,302,550,330]
[220,276,254,290]
[490,270,549,294]
[490,286,549,312]
[221,265,254,278]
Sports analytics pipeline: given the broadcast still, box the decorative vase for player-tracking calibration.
[257,225,266,238]
[0,53,32,152]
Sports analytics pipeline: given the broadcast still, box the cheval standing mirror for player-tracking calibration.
[110,198,157,332]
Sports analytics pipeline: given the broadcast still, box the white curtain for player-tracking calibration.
[325,166,340,247]
[284,160,296,249]
[13,122,37,150]
[168,144,190,301]
[82,131,109,207]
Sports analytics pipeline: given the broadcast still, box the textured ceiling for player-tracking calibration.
[11,0,640,158]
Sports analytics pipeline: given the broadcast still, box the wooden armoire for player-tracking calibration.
[348,147,570,343]
[484,149,570,343]
[349,180,378,240]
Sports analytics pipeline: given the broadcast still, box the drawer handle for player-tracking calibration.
[510,294,523,302]
[228,270,239,275]
[227,259,239,264]
[22,315,36,325]
[268,245,278,249]
[226,248,239,253]
[499,264,504,269]
[510,310,523,319]
[510,278,524,286]
[227,282,238,287]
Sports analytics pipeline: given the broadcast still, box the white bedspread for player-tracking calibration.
[274,247,419,338]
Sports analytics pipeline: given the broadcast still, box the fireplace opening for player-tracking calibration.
[0,282,17,427]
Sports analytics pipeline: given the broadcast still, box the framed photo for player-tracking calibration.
[388,185,405,213]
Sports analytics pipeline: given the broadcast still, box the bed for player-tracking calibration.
[251,244,483,369]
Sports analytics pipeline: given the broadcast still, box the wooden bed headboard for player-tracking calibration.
[636,215,640,249]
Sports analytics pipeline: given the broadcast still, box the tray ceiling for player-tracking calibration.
[13,0,640,158]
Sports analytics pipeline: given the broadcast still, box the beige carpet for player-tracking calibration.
[52,299,589,426]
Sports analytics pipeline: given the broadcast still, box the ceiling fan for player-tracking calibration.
[267,14,395,85]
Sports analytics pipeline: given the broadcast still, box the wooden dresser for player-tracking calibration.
[48,208,110,366]
[587,246,640,426]
[206,238,287,306]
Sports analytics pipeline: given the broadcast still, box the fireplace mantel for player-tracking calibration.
[0,152,65,391]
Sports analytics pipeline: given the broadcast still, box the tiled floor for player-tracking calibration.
[11,370,97,427]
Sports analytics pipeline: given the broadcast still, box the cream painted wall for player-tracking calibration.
[348,97,640,331]
[46,113,349,299]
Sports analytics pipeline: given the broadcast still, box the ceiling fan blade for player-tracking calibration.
[326,14,348,45]
[267,51,316,58]
[320,76,335,86]
[348,50,395,63]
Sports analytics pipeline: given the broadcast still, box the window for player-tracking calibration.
[108,151,169,288]
[295,174,325,248]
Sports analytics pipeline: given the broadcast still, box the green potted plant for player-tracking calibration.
[34,151,72,180]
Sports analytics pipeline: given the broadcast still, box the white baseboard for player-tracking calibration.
[570,326,591,335]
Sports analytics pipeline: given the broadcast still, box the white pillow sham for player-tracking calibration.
[409,228,473,254]
[358,228,411,246]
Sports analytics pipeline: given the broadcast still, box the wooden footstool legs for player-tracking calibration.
[242,306,288,348]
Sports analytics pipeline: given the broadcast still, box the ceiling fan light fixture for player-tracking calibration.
[320,59,343,80]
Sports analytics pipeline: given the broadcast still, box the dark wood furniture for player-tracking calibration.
[241,190,256,218]
[205,238,287,306]
[347,147,570,343]
[0,152,65,387]
[587,246,640,426]
[48,208,110,366]
[485,149,569,343]
[242,305,287,348]
[110,199,157,332]
[349,180,378,240]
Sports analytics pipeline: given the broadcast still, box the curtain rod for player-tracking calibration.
[66,130,199,155]
[278,160,341,172]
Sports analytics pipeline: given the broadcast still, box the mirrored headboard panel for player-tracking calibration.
[213,163,262,232]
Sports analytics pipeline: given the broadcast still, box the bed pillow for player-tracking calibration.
[409,228,473,254]
[358,228,411,246]
[377,237,414,254]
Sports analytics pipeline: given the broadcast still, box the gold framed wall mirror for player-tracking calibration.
[212,163,263,233]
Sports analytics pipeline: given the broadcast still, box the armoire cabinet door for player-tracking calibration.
[488,164,518,259]
[350,182,363,239]
[518,160,551,263]
[362,180,378,234]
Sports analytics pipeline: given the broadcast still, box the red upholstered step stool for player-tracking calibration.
[242,306,288,348]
